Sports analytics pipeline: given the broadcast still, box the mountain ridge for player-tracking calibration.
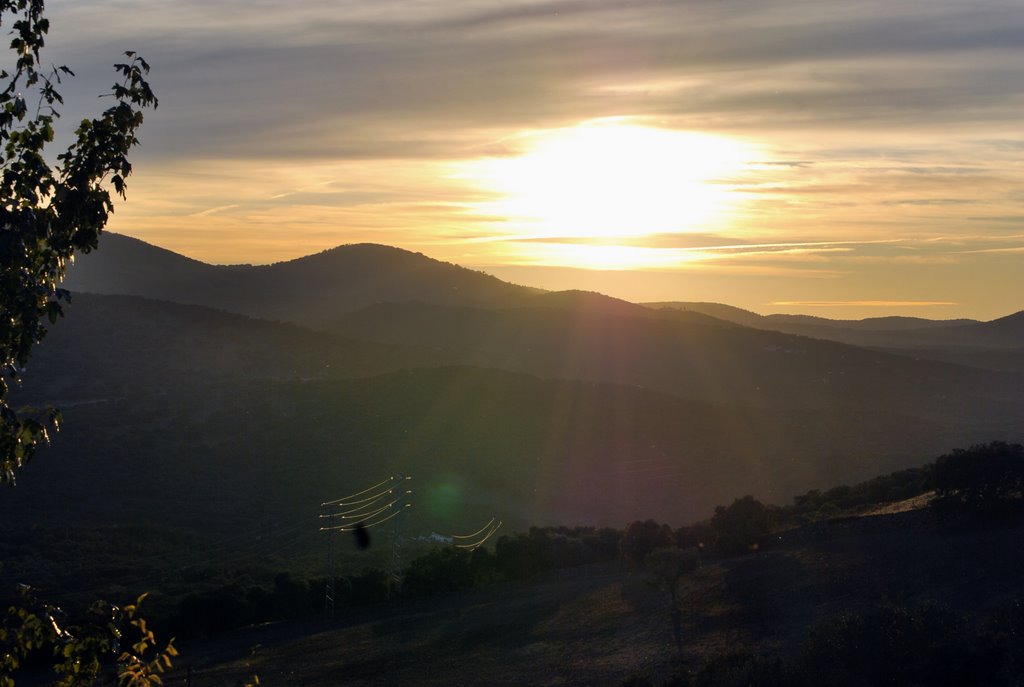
[64,233,540,327]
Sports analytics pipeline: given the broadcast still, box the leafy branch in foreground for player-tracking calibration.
[0,0,157,484]
[0,589,176,686]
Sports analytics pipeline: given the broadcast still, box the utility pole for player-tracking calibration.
[324,524,336,621]
[319,475,413,616]
[389,474,406,594]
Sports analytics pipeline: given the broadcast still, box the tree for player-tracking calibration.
[710,495,775,555]
[0,3,169,684]
[932,441,1024,517]
[620,519,672,569]
[646,547,700,664]
[1,0,157,484]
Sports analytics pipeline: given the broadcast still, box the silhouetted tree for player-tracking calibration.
[646,547,701,663]
[710,495,774,555]
[495,527,592,579]
[675,521,714,550]
[932,442,1024,516]
[620,519,672,569]
[403,546,480,596]
[1,0,157,484]
[0,3,165,684]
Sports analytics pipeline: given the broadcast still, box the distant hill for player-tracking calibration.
[66,235,1022,366]
[646,301,767,328]
[7,292,1010,537]
[649,301,982,335]
[767,313,979,332]
[64,233,539,327]
[332,296,1024,428]
[934,310,1024,348]
[4,238,1024,619]
[12,235,1021,535]
[20,293,450,401]
[61,232,228,299]
[5,233,1024,681]
[650,301,1024,371]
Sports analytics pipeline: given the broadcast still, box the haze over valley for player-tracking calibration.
[6,234,1018,537]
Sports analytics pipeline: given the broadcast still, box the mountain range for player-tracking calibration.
[648,302,1024,371]
[5,233,1022,540]
[63,234,536,327]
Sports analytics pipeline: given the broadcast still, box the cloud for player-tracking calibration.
[881,198,977,206]
[771,300,958,308]
[513,233,750,248]
[44,0,1024,164]
[188,204,240,217]
[951,246,1024,254]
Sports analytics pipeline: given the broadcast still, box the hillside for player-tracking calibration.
[651,301,1024,371]
[20,293,450,399]
[162,509,1024,686]
[5,237,1023,641]
[647,302,981,333]
[7,341,966,538]
[331,296,1024,426]
[63,233,539,327]
[4,296,1004,577]
[5,234,1024,686]
[7,253,1021,544]
[63,235,1023,374]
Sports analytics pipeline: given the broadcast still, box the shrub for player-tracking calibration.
[620,520,672,569]
[710,496,775,555]
[932,442,1024,517]
[797,604,999,687]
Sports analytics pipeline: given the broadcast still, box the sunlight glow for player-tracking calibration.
[460,121,758,247]
[506,243,702,271]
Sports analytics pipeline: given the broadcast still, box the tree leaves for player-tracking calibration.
[0,0,156,483]
[1,586,179,686]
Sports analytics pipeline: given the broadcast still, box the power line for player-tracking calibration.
[450,517,496,540]
[320,486,399,512]
[320,495,405,522]
[320,476,396,507]
[452,519,503,551]
[320,503,412,532]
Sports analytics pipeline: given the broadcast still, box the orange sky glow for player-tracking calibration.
[46,0,1024,320]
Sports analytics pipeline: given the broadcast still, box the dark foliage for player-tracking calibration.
[620,519,672,569]
[0,0,156,483]
[496,526,615,579]
[161,527,622,639]
[673,521,714,550]
[983,598,1024,683]
[710,496,776,555]
[785,466,932,523]
[626,600,1024,687]
[797,604,998,687]
[932,441,1024,518]
[403,546,494,596]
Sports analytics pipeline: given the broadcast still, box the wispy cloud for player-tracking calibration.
[772,300,959,308]
[188,204,240,217]
[47,0,1024,161]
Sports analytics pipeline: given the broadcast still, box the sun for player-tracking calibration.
[459,120,756,258]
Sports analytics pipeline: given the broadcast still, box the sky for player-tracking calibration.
[41,0,1024,319]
